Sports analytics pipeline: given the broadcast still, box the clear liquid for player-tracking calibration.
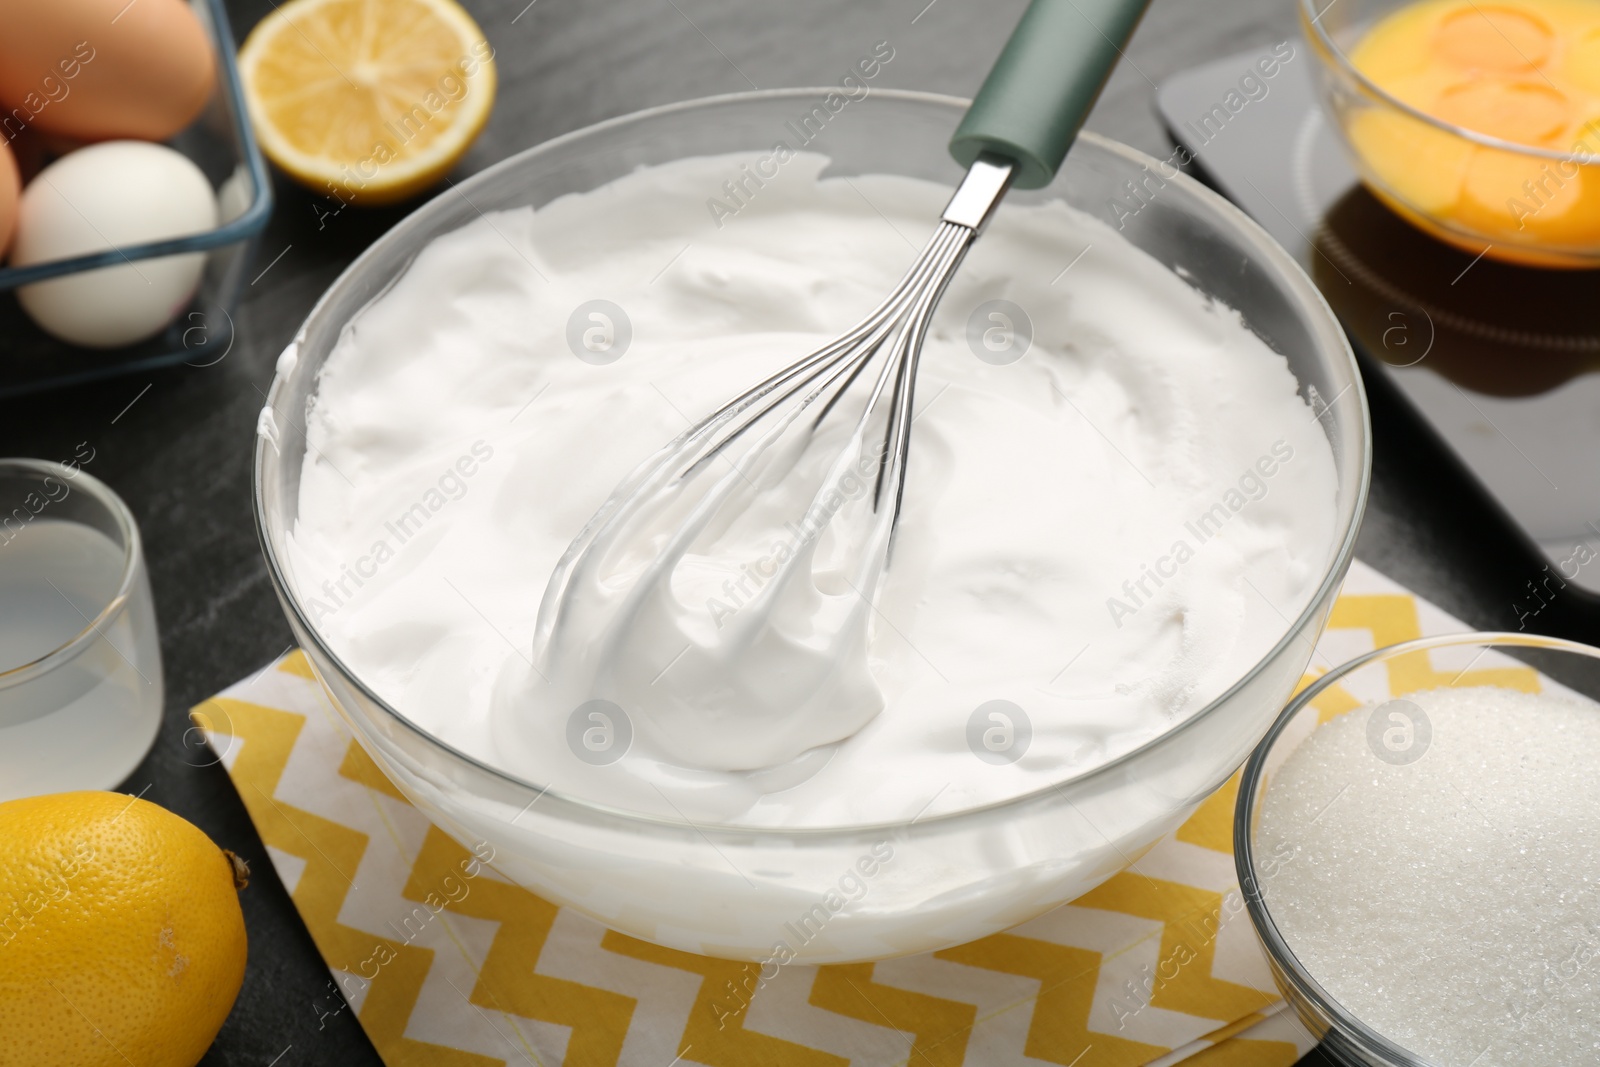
[0,519,163,800]
[0,520,125,670]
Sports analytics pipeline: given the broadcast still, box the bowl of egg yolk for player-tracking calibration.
[1303,0,1600,267]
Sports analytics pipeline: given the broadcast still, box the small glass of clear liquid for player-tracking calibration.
[0,458,163,801]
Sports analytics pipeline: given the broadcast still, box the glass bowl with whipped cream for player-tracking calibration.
[254,88,1370,963]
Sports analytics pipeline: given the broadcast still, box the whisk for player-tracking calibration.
[529,0,1153,769]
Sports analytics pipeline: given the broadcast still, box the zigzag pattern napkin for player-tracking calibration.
[193,558,1496,1066]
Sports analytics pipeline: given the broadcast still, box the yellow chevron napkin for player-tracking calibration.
[193,558,1487,1067]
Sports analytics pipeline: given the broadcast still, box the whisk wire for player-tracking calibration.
[533,159,1015,675]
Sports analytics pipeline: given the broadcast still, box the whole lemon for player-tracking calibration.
[0,791,248,1067]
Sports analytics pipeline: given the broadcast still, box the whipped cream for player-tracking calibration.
[287,153,1339,828]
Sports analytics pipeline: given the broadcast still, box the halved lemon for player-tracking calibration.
[238,0,496,205]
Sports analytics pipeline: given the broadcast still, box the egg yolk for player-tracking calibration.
[1344,0,1600,263]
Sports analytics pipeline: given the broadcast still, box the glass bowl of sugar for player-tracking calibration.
[1235,631,1600,1066]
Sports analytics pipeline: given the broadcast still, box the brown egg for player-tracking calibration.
[0,137,18,255]
[4,126,49,184]
[0,0,216,142]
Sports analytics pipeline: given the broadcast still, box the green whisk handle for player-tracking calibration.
[949,0,1152,189]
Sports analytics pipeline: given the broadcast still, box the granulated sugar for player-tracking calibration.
[1258,686,1600,1065]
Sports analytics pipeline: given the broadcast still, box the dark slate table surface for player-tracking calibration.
[3,0,1590,1063]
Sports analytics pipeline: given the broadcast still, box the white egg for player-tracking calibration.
[11,141,219,349]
